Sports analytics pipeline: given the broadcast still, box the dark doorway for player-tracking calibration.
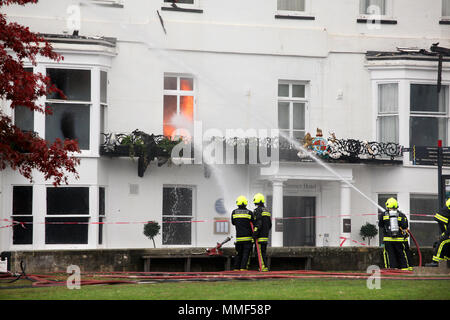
[283,196,316,246]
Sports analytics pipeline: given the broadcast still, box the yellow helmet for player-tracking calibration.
[385,197,398,209]
[236,195,248,206]
[446,198,450,210]
[253,193,265,205]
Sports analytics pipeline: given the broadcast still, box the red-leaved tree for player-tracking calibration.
[0,0,80,186]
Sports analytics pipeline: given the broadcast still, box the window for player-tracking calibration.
[277,0,305,12]
[410,84,448,147]
[14,68,34,133]
[99,187,106,245]
[46,68,91,150]
[214,218,230,235]
[360,0,386,15]
[12,186,33,245]
[45,187,90,244]
[162,186,193,245]
[278,81,307,144]
[443,0,450,17]
[410,194,438,247]
[100,71,108,144]
[163,75,194,139]
[377,193,397,245]
[377,83,399,143]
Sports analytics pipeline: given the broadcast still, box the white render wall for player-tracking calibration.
[1,0,450,251]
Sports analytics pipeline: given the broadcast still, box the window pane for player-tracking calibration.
[12,216,33,245]
[293,130,305,141]
[378,115,398,143]
[45,103,90,150]
[13,186,32,215]
[46,69,91,101]
[164,76,177,90]
[180,96,194,121]
[292,85,305,98]
[410,194,438,222]
[163,187,193,216]
[379,83,398,113]
[278,84,289,97]
[162,217,192,245]
[47,187,89,215]
[278,102,290,130]
[163,95,177,137]
[279,129,291,147]
[411,84,447,113]
[360,0,386,15]
[99,187,105,216]
[293,103,305,130]
[180,78,194,91]
[410,222,439,247]
[45,217,89,244]
[14,106,34,132]
[443,0,450,16]
[100,71,107,104]
[410,117,447,146]
[277,0,305,11]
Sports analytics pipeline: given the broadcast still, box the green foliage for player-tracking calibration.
[359,222,378,245]
[143,221,161,248]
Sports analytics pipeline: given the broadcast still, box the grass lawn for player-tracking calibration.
[1,278,449,300]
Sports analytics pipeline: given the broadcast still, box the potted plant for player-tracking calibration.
[143,221,161,248]
[359,222,378,246]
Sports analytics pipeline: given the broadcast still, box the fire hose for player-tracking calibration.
[406,228,422,267]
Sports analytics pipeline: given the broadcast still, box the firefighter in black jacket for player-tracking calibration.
[427,198,450,266]
[231,196,254,271]
[378,198,412,270]
[252,193,272,272]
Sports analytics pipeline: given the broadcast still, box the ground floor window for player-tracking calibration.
[45,187,90,244]
[409,194,439,247]
[12,186,33,245]
[162,186,193,245]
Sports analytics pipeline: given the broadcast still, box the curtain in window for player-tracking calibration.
[443,0,450,16]
[379,83,398,113]
[378,116,398,143]
[360,0,386,15]
[277,0,305,12]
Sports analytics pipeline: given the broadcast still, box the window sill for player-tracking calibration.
[439,19,450,25]
[161,6,203,14]
[90,0,124,8]
[357,18,397,24]
[275,14,315,20]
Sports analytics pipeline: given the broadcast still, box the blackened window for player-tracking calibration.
[14,68,34,132]
[45,217,89,244]
[46,69,91,101]
[12,186,33,245]
[47,187,89,215]
[162,187,193,245]
[99,187,105,245]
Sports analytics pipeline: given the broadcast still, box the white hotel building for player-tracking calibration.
[1,0,450,252]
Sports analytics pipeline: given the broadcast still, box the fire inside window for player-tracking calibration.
[163,75,194,139]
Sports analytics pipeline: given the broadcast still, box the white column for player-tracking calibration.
[271,179,285,247]
[340,181,352,247]
[33,184,46,249]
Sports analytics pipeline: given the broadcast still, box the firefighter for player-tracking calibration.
[252,193,272,272]
[231,195,254,271]
[426,198,450,266]
[378,198,412,270]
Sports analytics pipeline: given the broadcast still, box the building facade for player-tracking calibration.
[1,0,450,252]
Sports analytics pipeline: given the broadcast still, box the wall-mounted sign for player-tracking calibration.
[343,219,351,233]
[275,218,283,232]
[215,198,227,215]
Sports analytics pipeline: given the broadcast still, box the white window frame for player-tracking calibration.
[276,0,313,17]
[163,73,196,138]
[377,82,399,143]
[277,80,309,143]
[359,0,394,19]
[161,185,196,247]
[409,82,449,147]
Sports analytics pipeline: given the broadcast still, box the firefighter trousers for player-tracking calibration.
[383,240,410,269]
[432,238,450,262]
[255,241,268,271]
[233,241,252,270]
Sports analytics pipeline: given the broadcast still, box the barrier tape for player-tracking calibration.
[0,212,436,229]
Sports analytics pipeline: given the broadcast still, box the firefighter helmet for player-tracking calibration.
[236,195,248,206]
[253,193,265,205]
[385,197,398,209]
[446,198,450,210]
